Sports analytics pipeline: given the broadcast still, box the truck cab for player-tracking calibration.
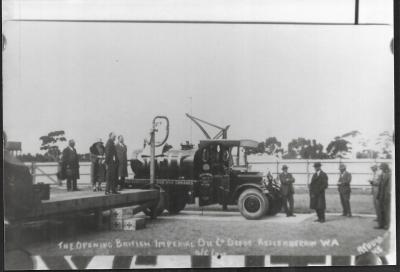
[193,139,282,219]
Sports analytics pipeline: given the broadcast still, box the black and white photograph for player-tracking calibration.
[2,0,396,269]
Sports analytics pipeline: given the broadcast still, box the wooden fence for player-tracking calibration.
[247,158,393,188]
[25,159,393,188]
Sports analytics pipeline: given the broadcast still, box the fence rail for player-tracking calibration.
[247,158,393,188]
[24,159,393,188]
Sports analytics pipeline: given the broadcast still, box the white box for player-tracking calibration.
[123,217,146,231]
[110,208,133,219]
[110,216,146,231]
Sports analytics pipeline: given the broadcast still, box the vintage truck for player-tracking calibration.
[126,138,282,220]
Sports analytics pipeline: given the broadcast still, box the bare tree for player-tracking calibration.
[39,130,67,162]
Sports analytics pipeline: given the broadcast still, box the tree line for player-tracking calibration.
[248,130,393,159]
[14,129,394,162]
[16,130,90,162]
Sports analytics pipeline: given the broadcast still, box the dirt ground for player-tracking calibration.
[185,188,376,214]
[19,211,389,256]
[12,189,390,258]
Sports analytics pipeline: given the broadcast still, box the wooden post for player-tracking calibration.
[57,162,62,186]
[31,162,36,184]
[276,160,279,177]
[95,209,105,230]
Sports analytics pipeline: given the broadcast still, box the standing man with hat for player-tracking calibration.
[375,163,391,229]
[337,163,352,217]
[368,165,380,221]
[61,139,80,191]
[309,162,328,223]
[278,165,296,217]
[105,132,119,195]
[116,135,128,191]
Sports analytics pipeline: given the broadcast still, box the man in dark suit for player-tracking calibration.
[309,162,328,223]
[278,165,296,217]
[62,139,80,191]
[337,163,352,217]
[105,132,119,195]
[116,135,128,191]
[375,163,391,230]
[368,165,380,221]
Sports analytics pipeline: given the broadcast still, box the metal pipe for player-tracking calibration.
[150,116,169,187]
[150,127,156,187]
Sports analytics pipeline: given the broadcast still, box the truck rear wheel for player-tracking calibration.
[143,186,166,217]
[167,197,186,214]
[238,189,268,220]
[166,189,187,214]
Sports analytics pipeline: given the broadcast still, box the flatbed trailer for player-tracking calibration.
[9,188,160,222]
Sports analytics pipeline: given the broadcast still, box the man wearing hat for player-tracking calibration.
[116,135,128,191]
[278,165,296,217]
[105,132,119,195]
[368,165,380,221]
[375,163,391,229]
[61,139,80,191]
[337,163,352,217]
[309,162,328,223]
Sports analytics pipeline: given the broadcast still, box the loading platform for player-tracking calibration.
[13,188,160,221]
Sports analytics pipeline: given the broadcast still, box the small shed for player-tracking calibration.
[6,141,22,155]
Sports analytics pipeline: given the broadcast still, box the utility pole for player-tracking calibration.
[189,97,193,143]
[354,0,359,25]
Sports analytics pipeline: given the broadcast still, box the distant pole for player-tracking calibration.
[189,97,193,143]
[306,160,310,187]
[354,0,359,25]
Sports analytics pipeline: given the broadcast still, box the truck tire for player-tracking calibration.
[166,189,187,214]
[238,189,269,220]
[167,198,186,214]
[143,186,166,217]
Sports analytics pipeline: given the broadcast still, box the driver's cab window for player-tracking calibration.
[230,146,246,166]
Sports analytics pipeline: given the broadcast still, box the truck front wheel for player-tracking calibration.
[238,189,269,220]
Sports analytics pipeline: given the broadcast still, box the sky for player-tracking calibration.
[3,0,394,157]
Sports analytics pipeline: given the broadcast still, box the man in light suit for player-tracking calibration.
[278,165,296,217]
[337,163,352,217]
[309,162,328,223]
[61,139,80,191]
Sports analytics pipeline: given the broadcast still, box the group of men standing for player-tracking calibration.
[102,132,128,195]
[369,163,392,230]
[278,162,391,228]
[60,132,128,195]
